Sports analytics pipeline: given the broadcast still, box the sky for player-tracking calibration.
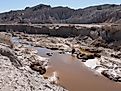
[0,0,121,13]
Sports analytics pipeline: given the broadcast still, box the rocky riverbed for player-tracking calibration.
[13,32,121,82]
[1,31,121,91]
[0,32,67,91]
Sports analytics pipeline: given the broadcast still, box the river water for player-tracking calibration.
[37,48,121,91]
[12,37,121,91]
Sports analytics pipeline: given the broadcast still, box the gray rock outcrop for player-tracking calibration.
[0,42,67,91]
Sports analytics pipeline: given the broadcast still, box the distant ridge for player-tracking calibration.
[0,4,121,24]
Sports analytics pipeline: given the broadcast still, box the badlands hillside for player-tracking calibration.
[0,4,121,24]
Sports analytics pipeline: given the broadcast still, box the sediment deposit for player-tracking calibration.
[1,24,121,90]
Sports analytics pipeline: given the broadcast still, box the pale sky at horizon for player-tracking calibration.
[0,0,121,13]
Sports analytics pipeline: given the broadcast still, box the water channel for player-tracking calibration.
[12,37,121,91]
[37,48,121,91]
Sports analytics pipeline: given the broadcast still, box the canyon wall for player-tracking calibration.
[0,24,121,44]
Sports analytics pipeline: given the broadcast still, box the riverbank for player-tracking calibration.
[13,32,121,82]
[0,33,67,91]
[1,25,121,90]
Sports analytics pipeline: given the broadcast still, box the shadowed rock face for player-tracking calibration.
[30,62,46,75]
[0,43,22,67]
[0,24,121,43]
[0,24,92,37]
[0,4,121,24]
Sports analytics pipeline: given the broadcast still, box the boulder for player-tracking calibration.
[101,70,121,82]
[0,43,22,67]
[30,62,46,75]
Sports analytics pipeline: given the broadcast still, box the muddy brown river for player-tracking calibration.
[37,48,121,91]
[12,37,121,91]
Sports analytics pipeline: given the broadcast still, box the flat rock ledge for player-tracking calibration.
[0,43,67,91]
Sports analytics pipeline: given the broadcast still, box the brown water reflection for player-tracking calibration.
[38,48,121,91]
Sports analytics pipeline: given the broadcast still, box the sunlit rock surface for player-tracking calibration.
[0,40,67,91]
